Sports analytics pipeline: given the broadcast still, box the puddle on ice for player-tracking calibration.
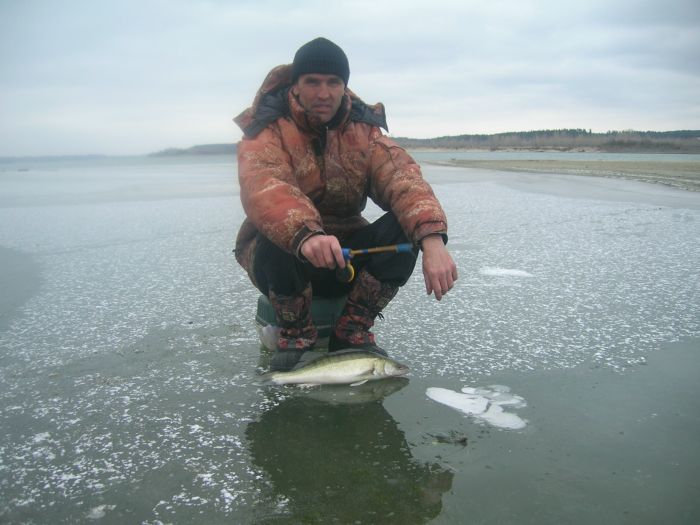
[426,384,528,430]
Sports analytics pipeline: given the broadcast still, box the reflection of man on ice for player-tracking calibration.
[234,37,457,371]
[246,391,454,521]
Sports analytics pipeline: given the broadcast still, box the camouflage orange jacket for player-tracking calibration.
[233,64,448,282]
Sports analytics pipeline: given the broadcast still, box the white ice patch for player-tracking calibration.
[32,432,51,443]
[426,384,527,430]
[479,267,534,278]
[197,473,215,486]
[86,505,115,519]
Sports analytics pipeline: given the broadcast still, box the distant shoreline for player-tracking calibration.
[147,142,700,158]
[394,129,700,154]
[3,128,699,160]
[406,146,694,154]
[430,158,700,192]
[148,129,700,157]
[3,146,700,163]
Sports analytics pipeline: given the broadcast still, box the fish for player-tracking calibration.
[259,349,410,386]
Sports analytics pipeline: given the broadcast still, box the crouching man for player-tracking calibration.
[234,37,457,371]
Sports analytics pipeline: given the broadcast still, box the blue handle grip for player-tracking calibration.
[341,243,414,260]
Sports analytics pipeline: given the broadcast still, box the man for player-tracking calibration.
[234,37,457,371]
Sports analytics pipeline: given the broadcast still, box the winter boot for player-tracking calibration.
[328,269,398,356]
[268,285,317,371]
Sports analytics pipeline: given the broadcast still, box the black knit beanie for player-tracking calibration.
[291,37,350,85]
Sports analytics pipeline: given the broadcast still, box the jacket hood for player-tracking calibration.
[234,64,388,138]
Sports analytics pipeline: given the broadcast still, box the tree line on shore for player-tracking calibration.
[391,129,700,153]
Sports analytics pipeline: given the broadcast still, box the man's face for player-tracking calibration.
[292,73,345,124]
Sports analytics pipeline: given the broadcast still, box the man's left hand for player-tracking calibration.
[421,234,458,301]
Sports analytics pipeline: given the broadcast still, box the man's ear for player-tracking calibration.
[291,83,299,96]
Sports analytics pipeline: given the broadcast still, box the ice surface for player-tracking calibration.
[0,158,698,521]
[0,164,266,519]
[382,176,700,378]
[479,267,534,277]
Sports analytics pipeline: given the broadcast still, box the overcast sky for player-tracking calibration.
[1,0,699,156]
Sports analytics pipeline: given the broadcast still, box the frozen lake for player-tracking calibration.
[1,153,699,523]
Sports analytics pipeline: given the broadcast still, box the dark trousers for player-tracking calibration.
[253,213,418,298]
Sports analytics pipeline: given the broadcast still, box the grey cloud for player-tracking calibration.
[1,0,698,155]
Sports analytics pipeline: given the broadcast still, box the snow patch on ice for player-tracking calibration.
[32,432,51,443]
[86,504,115,519]
[426,384,527,430]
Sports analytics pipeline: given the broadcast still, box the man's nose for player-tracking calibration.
[317,83,330,99]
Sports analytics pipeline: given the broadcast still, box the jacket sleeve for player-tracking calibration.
[367,131,448,244]
[238,126,324,255]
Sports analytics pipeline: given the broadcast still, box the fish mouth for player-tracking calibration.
[389,363,410,377]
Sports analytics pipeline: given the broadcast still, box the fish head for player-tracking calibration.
[377,358,410,378]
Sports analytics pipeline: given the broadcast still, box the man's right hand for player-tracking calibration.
[300,234,346,269]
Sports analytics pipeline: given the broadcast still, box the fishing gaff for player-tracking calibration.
[335,243,414,283]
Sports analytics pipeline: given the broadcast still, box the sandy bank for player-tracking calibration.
[433,158,700,192]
